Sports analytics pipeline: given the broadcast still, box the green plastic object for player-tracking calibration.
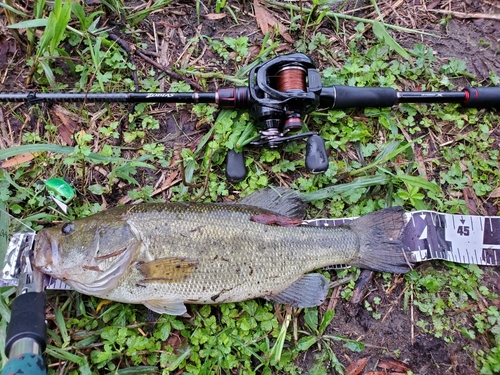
[44,178,75,204]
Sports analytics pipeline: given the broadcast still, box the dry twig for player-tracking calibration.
[426,9,500,21]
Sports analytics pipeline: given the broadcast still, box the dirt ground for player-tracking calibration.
[322,267,500,375]
[1,0,500,374]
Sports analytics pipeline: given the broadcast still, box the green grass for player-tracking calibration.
[1,1,500,374]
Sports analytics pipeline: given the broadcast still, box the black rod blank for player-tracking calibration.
[0,92,217,104]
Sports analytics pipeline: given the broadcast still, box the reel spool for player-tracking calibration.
[226,53,329,182]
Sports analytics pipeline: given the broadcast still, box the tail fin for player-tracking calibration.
[349,207,414,273]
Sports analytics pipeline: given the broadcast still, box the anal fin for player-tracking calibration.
[266,273,329,308]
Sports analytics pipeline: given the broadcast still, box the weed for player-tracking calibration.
[126,0,174,26]
[407,263,500,367]
[1,1,500,374]
[210,36,251,63]
[298,308,364,373]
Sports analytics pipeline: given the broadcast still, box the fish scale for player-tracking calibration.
[33,189,412,315]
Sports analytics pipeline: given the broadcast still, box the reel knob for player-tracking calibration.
[225,149,247,182]
[305,135,328,173]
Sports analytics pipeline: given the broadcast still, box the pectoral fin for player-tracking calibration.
[266,273,329,308]
[144,299,188,316]
[137,257,199,283]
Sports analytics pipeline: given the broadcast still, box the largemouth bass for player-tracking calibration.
[33,188,413,315]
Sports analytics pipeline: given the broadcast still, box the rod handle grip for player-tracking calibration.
[5,292,47,357]
[321,86,398,109]
[463,87,500,109]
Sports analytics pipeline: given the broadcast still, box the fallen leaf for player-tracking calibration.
[166,334,183,350]
[345,356,370,375]
[350,269,374,305]
[253,0,294,43]
[51,105,80,145]
[247,45,261,60]
[95,299,113,314]
[377,357,412,372]
[0,152,37,168]
[490,186,500,198]
[204,13,227,20]
[427,0,441,9]
[462,187,482,215]
[157,169,180,191]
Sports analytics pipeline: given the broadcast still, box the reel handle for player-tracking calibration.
[225,150,247,182]
[226,134,329,182]
[305,135,329,173]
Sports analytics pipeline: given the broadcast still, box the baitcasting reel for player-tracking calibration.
[220,53,329,181]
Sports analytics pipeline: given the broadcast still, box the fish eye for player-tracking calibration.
[61,222,75,235]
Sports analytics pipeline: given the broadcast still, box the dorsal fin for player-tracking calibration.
[237,187,307,219]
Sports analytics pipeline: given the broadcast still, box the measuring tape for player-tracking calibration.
[1,209,499,291]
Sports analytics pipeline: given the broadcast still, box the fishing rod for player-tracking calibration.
[1,53,499,181]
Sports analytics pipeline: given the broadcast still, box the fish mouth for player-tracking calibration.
[33,230,61,275]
